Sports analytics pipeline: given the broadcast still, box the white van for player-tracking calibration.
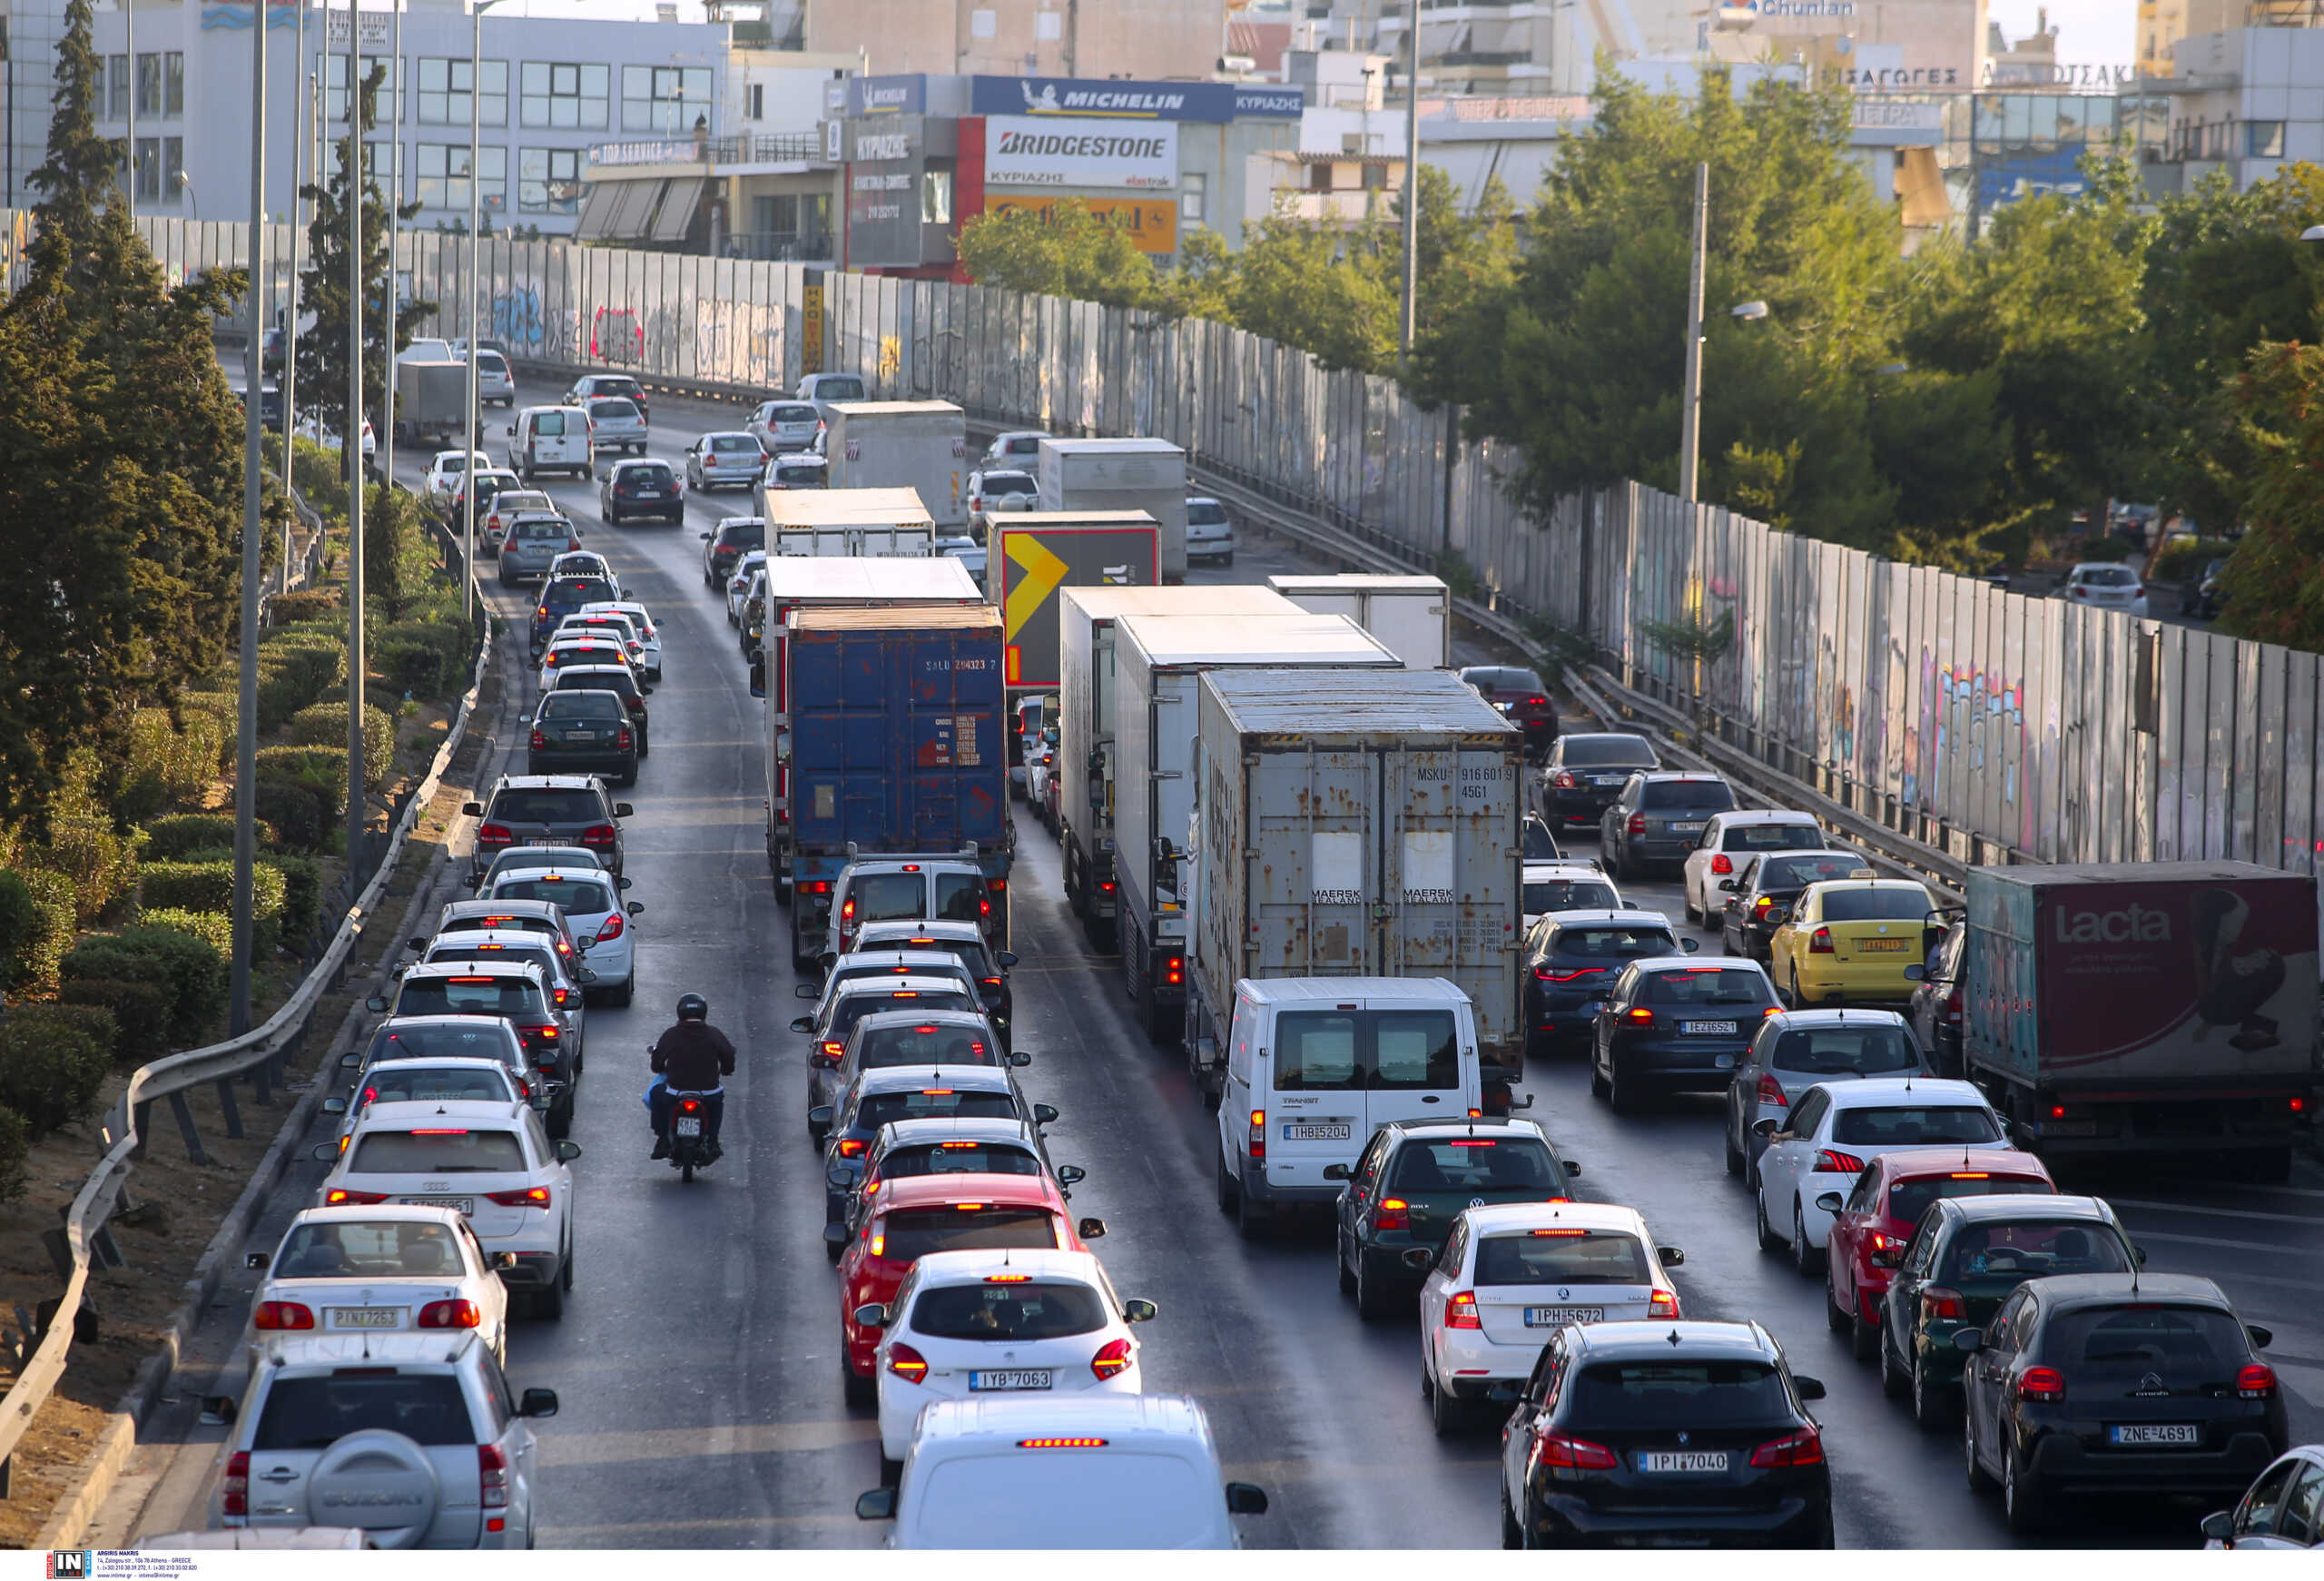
[856,1394,1267,1549]
[1215,976,1482,1236]
[507,405,593,482]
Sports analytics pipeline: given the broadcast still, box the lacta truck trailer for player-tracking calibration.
[1956,860,2318,1180]
[1113,613,1404,1042]
[762,487,937,558]
[1184,667,1525,1102]
[1057,586,1303,943]
[1265,575,1452,668]
[1035,438,1189,584]
[993,513,1160,690]
[821,400,969,529]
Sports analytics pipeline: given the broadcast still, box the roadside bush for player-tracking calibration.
[62,924,229,1043]
[141,859,286,924]
[59,977,172,1065]
[254,633,345,730]
[0,1107,28,1202]
[5,870,77,994]
[116,707,231,825]
[23,815,140,925]
[269,588,342,627]
[0,872,35,995]
[374,618,473,701]
[145,814,261,860]
[0,1009,113,1136]
[256,746,347,849]
[268,853,322,938]
[289,702,396,790]
[254,782,325,851]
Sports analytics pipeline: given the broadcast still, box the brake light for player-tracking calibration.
[1814,1149,1865,1173]
[536,607,550,622]
[803,881,831,894]
[2290,1096,2307,1114]
[616,727,633,751]
[479,1443,509,1509]
[1535,966,1601,982]
[1165,954,1183,986]
[580,824,616,845]
[478,822,514,846]
[841,897,856,926]
[1625,1007,1655,1027]
[1528,696,1547,707]
[1374,1197,1410,1231]
[988,877,1006,894]
[1711,854,1733,874]
[1099,881,1115,892]
[595,912,625,944]
[324,1189,388,1206]
[1248,1109,1265,1161]
[488,1186,553,1208]
[1091,1339,1134,1380]
[887,1342,929,1382]
[1628,813,1645,836]
[821,1040,843,1059]
[1945,985,1963,1023]
[1755,896,1774,914]
[1749,1426,1825,1467]
[551,986,567,1005]
[1809,926,1834,954]
[529,1023,559,1043]
[2069,586,2087,599]
[419,1299,482,1329]
[1921,1286,1965,1322]
[1756,1073,1787,1107]
[2238,1364,2277,1398]
[837,1137,865,1157]
[1018,1438,1108,1449]
[1444,1291,1482,1329]
[530,729,546,750]
[1649,1288,1680,1317]
[253,1300,316,1330]
[223,1451,250,1517]
[2017,1366,2066,1403]
[1535,1432,1619,1470]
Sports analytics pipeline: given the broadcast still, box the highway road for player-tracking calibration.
[103,376,2318,1548]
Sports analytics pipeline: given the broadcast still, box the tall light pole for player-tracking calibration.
[1397,0,1419,361]
[461,0,489,617]
[379,0,401,491]
[124,0,135,220]
[1678,162,1708,502]
[174,166,194,218]
[346,0,368,866]
[281,1,310,494]
[231,0,267,1035]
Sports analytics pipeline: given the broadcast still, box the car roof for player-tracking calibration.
[852,919,985,943]
[290,1203,470,1230]
[361,1055,520,1076]
[1523,862,1607,879]
[908,1248,1102,1286]
[518,404,586,416]
[443,897,565,919]
[1239,976,1468,1006]
[349,1098,529,1128]
[1936,1191,2112,1224]
[830,976,972,1000]
[1712,810,1820,826]
[2025,1272,2228,1311]
[874,1172,1064,1211]
[1762,1008,1908,1031]
[1636,771,1727,785]
[427,929,560,952]
[978,468,1033,481]
[1745,848,1856,873]
[549,666,634,682]
[1557,732,1652,746]
[854,1065,1019,1095]
[1800,877,1926,894]
[485,848,599,867]
[1875,1146,2045,1182]
[399,960,546,983]
[1630,955,1763,975]
[494,773,603,790]
[913,1393,1210,1450]
[842,855,980,874]
[1568,1320,1777,1361]
[851,1008,993,1037]
[1381,1116,1551,1144]
[874,1116,1038,1148]
[376,1013,525,1032]
[1461,1201,1647,1235]
[1807,1076,1985,1108]
[832,950,972,973]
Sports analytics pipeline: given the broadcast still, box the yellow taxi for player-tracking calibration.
[1768,875,1937,1007]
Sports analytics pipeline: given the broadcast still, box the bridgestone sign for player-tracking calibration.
[983,116,1178,191]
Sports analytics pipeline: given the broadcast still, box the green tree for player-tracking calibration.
[956,201,1159,309]
[1228,214,1399,373]
[2216,341,2324,647]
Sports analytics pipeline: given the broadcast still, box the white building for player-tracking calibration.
[2155,24,2324,186]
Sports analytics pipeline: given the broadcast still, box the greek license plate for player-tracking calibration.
[1639,1451,1729,1474]
[399,1196,475,1215]
[1681,1021,1738,1035]
[327,1308,400,1329]
[527,839,562,846]
[1670,821,1707,834]
[675,1116,703,1138]
[2110,1423,2199,1447]
[970,1369,1053,1391]
[1859,938,1908,953]
[1525,1306,1604,1327]
[569,731,599,742]
[635,490,661,499]
[1284,1122,1352,1141]
[1593,776,1627,786]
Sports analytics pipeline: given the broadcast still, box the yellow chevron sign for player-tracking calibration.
[1003,531,1068,642]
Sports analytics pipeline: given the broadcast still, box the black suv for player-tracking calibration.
[1521,910,1695,1054]
[464,775,631,880]
[1538,733,1660,828]
[1716,849,1876,964]
[1600,772,1737,878]
[701,516,766,588]
[599,457,683,526]
[1591,956,1778,1112]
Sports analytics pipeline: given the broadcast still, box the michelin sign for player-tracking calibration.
[970,75,1302,123]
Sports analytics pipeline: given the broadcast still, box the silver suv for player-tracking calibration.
[496,514,576,586]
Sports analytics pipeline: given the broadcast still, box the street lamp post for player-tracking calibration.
[345,0,368,865]
[173,167,194,218]
[380,0,401,490]
[230,0,267,1035]
[124,0,135,220]
[461,0,495,618]
[1397,0,1419,361]
[281,1,310,496]
[1679,163,1707,501]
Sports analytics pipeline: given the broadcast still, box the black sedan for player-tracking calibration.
[1537,732,1659,828]
[1717,849,1876,964]
[702,517,766,589]
[598,457,684,525]
[1591,958,1778,1112]
[1498,1319,1834,1548]
[1601,773,1736,879]
[1521,911,1695,1055]
[526,690,636,786]
[547,663,652,756]
[1961,1273,2286,1535]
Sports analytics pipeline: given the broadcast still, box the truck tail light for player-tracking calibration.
[1247,1110,1265,1161]
[1165,955,1183,986]
[1809,927,1834,954]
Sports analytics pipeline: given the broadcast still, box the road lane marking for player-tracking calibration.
[2110,1198,2324,1228]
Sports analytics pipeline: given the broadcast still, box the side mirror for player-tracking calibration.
[1793,1375,1827,1401]
[1077,1216,1107,1240]
[1816,1192,1843,1213]
[2246,1322,2272,1349]
[492,1251,519,1270]
[822,1222,850,1247]
[1922,925,1943,956]
[996,950,1019,969]
[199,1396,238,1427]
[808,1105,833,1127]
[790,1015,817,1034]
[504,425,516,438]
[1903,963,1925,982]
[748,657,766,699]
[2200,1511,2236,1545]
[463,874,480,889]
[246,1250,271,1270]
[321,1097,348,1115]
[855,1487,896,1522]
[1752,1118,1780,1137]
[517,1388,559,1418]
[852,1302,888,1329]
[365,994,389,1013]
[309,1142,339,1162]
[1952,1328,1984,1354]
[626,901,644,916]
[1122,1298,1158,1324]
[1869,1246,1903,1269]
[618,876,634,890]
[1033,1103,1059,1125]
[1658,1246,1684,1267]
[576,967,598,984]
[531,1097,551,1112]
[827,1163,855,1188]
[408,936,428,952]
[699,529,713,539]
[463,801,484,816]
[1224,1483,1269,1517]
[809,1053,836,1070]
[1560,1159,1580,1176]
[556,1141,583,1161]
[613,803,635,818]
[1717,878,1737,891]
[341,1052,362,1069]
[1008,1052,1031,1068]
[794,983,820,999]
[1322,1163,1350,1181]
[1679,936,1700,953]
[1402,1247,1435,1273]
[1057,1164,1087,1187]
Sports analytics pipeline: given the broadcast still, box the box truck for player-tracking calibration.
[1265,574,1452,668]
[392,359,468,450]
[762,487,936,558]
[993,513,1160,690]
[821,400,968,528]
[1036,438,1189,584]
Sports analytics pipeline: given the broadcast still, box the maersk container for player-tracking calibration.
[1035,438,1189,583]
[1056,586,1300,938]
[782,604,1010,969]
[1265,574,1452,668]
[1961,860,2317,1174]
[821,401,969,528]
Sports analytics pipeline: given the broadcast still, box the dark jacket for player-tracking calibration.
[652,1022,736,1092]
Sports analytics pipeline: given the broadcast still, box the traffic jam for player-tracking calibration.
[187,380,2321,1553]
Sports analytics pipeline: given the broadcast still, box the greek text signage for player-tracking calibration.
[970,75,1299,123]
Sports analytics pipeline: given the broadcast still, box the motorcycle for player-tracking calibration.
[667,1089,719,1181]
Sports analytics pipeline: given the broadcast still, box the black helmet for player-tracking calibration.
[675,993,708,1023]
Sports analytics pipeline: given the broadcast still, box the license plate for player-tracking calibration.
[674,1116,703,1138]
[1639,1451,1729,1474]
[2110,1423,2199,1447]
[1680,1021,1738,1035]
[399,1196,475,1214]
[1592,776,1627,786]
[1525,1306,1605,1327]
[1859,938,1908,953]
[1283,1122,1352,1141]
[326,1308,401,1329]
[1670,821,1707,834]
[569,731,599,742]
[527,839,561,846]
[969,1369,1053,1391]
[634,490,661,499]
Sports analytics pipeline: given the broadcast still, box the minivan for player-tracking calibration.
[1214,976,1484,1238]
[506,405,593,482]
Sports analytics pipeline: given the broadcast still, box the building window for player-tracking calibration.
[2247,120,2285,158]
[323,139,399,192]
[1362,162,1388,191]
[521,61,609,129]
[417,143,505,210]
[326,54,402,126]
[165,52,184,115]
[134,53,160,116]
[1179,170,1206,222]
[921,167,952,225]
[417,58,508,126]
[106,54,128,120]
[518,146,583,212]
[1308,163,1333,193]
[618,64,710,133]
[749,83,764,121]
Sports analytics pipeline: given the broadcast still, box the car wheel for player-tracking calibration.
[2002,1439,2044,1534]
[842,1354,876,1409]
[1756,1189,1786,1253]
[1826,1280,1850,1333]
[1500,1481,1523,1549]
[1964,1409,1994,1491]
[1793,1201,1826,1277]
[1606,1052,1638,1115]
[1430,1369,1465,1437]
[1723,1117,1744,1177]
[1881,1326,1909,1399]
[610,974,634,1008]
[1214,1151,1239,1214]
[1337,1236,1357,1295]
[1353,1251,1391,1322]
[535,1264,566,1320]
[1235,1178,1266,1241]
[1851,1299,1879,1363]
[1588,1044,1610,1100]
[562,1240,576,1291]
[1683,887,1701,926]
[1912,1352,1954,1430]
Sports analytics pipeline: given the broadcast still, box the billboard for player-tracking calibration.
[986,193,1179,254]
[983,117,1177,191]
[970,74,1301,123]
[998,519,1160,689]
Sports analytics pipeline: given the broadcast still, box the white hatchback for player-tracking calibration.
[481,867,640,1007]
[2063,560,2148,616]
[1521,859,1624,934]
[861,1248,1156,1470]
[426,450,491,506]
[246,1204,511,1363]
[1679,809,1828,926]
[1185,497,1235,565]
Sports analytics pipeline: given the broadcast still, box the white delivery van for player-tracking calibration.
[1215,976,1483,1236]
[506,406,593,481]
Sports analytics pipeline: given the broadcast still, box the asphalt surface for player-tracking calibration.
[106,376,2314,1548]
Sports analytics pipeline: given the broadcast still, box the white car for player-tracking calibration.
[581,599,663,681]
[965,469,1038,537]
[726,549,768,626]
[1185,497,1234,565]
[1679,810,1829,926]
[246,1204,512,1364]
[474,349,516,407]
[310,1098,580,1318]
[323,1055,540,1148]
[684,430,769,491]
[481,489,557,550]
[1751,1076,2005,1275]
[748,399,824,453]
[861,1248,1157,1470]
[537,637,635,689]
[295,412,375,461]
[1521,859,1623,934]
[419,928,589,1059]
[545,550,616,590]
[1415,1201,1682,1434]
[2062,560,2148,617]
[982,430,1049,469]
[482,866,640,1007]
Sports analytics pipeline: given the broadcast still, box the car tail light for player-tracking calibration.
[1754,896,1774,914]
[1710,854,1733,874]
[616,727,633,751]
[2069,586,2087,600]
[885,1342,928,1381]
[1553,770,1577,788]
[677,1097,701,1114]
[223,1451,250,1517]
[821,1040,842,1059]
[1809,927,1834,954]
[1091,1339,1134,1380]
[1535,1432,1619,1470]
[1945,985,1963,1023]
[479,1444,509,1509]
[837,1135,865,1158]
[1756,1073,1787,1107]
[580,823,616,846]
[1374,1197,1410,1231]
[419,1299,482,1329]
[1528,696,1547,707]
[1649,1288,1679,1318]
[1247,1110,1265,1161]
[488,1186,553,1208]
[1099,881,1115,892]
[2290,1096,2307,1114]
[551,986,568,1006]
[1814,1149,1865,1173]
[1443,1292,1482,1329]
[536,606,550,622]
[324,1189,388,1206]
[1628,813,1645,836]
[1921,1286,1965,1322]
[529,1023,560,1046]
[253,1300,316,1329]
[1625,1007,1655,1028]
[594,912,625,944]
[529,728,546,750]
[1535,966,1601,982]
[1165,954,1183,986]
[2238,1363,2277,1398]
[1749,1426,1825,1467]
[477,822,514,846]
[2016,1366,2066,1403]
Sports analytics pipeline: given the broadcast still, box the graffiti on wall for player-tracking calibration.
[591,308,645,364]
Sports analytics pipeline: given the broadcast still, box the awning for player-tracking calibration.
[649,175,704,242]
[604,179,663,241]
[573,180,623,241]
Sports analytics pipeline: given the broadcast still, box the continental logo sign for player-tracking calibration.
[986,195,1177,254]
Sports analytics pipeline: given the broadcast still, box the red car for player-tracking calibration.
[1822,1146,2054,1361]
[832,1171,1105,1404]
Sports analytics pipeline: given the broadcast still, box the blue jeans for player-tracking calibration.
[651,1085,724,1146]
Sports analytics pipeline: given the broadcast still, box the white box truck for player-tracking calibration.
[1112,612,1403,1042]
[822,400,969,529]
[764,487,936,558]
[1037,438,1189,584]
[1265,574,1452,668]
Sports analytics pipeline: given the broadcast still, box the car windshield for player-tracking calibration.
[856,1091,1019,1128]
[1468,667,1544,693]
[1565,1361,1793,1429]
[1271,1009,1458,1092]
[2080,567,2137,587]
[1728,823,1820,851]
[856,1023,995,1068]
[773,462,826,485]
[1829,1103,2001,1146]
[1561,736,1658,768]
[910,1280,1107,1341]
[1556,926,1677,958]
[1642,780,1736,811]
[850,872,927,923]
[392,977,541,1018]
[881,1141,1041,1180]
[356,1065,515,1108]
[1818,886,1929,922]
[1886,1174,2053,1226]
[833,991,974,1040]
[273,1220,467,1279]
[347,1127,527,1173]
[1762,855,1871,891]
[2048,1304,2251,1378]
[1770,1025,1918,1075]
[252,1375,475,1451]
[369,1023,518,1062]
[590,399,639,420]
[1525,877,1620,914]
[538,692,625,721]
[982,473,1038,496]
[490,878,611,915]
[1475,1230,1649,1286]
[487,788,603,824]
[1644,968,1770,1006]
[448,914,559,943]
[875,1206,1056,1261]
[1940,1220,2133,1285]
[813,377,866,400]
[1187,499,1227,524]
[861,936,990,979]
[1386,1137,1562,1193]
[478,352,508,373]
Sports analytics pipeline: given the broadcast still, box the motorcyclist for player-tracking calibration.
[649,993,735,1160]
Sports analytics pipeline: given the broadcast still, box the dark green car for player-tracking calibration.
[1871,1193,2139,1429]
[1328,1118,1578,1321]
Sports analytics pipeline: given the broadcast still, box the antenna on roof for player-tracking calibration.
[1667,1328,1682,1348]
